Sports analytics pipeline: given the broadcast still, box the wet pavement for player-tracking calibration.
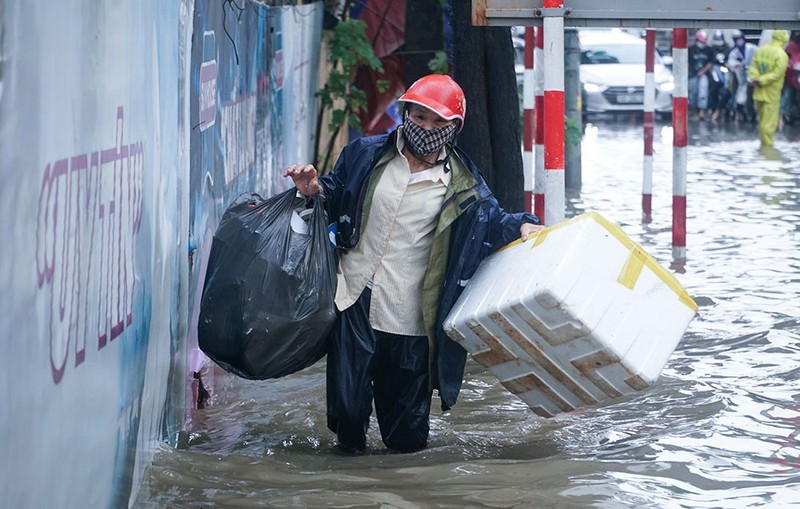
[135,117,800,508]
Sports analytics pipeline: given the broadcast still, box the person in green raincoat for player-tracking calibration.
[748,30,790,147]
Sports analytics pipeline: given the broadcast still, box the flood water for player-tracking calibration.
[135,119,800,508]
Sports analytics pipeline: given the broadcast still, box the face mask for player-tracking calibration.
[696,42,706,49]
[402,118,457,156]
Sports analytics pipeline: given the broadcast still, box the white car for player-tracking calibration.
[579,29,674,116]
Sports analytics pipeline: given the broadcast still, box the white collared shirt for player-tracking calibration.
[334,132,450,335]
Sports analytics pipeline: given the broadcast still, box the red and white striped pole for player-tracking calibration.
[543,3,565,226]
[534,27,545,221]
[523,27,535,214]
[672,28,688,260]
[643,29,656,223]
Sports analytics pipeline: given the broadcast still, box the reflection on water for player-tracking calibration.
[136,120,800,508]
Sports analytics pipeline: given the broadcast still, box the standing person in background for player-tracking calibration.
[749,30,790,147]
[727,30,758,123]
[688,30,716,121]
[708,31,732,123]
[284,74,542,453]
[780,31,800,125]
[710,30,731,55]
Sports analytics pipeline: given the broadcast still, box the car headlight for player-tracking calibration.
[583,82,607,93]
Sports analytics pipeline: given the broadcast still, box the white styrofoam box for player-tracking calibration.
[443,212,697,417]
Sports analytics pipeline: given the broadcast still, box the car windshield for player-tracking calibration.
[581,44,645,65]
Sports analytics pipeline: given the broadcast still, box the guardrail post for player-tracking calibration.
[672,28,688,261]
[523,27,535,213]
[542,1,565,225]
[643,29,656,223]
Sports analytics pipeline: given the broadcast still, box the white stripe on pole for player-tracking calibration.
[672,51,689,100]
[673,146,688,197]
[523,70,534,110]
[643,72,656,113]
[643,153,654,205]
[535,143,545,216]
[544,161,565,226]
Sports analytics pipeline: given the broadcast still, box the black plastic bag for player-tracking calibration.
[198,188,337,380]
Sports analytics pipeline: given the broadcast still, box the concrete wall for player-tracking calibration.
[0,1,323,507]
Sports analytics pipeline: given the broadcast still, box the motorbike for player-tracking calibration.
[708,52,732,121]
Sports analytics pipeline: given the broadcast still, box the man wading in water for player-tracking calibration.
[285,74,542,452]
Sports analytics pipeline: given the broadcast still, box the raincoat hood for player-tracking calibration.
[772,30,789,46]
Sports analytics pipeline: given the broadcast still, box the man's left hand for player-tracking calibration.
[521,223,545,242]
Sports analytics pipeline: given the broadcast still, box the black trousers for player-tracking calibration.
[326,288,432,452]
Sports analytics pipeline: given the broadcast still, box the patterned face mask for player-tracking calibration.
[402,117,458,156]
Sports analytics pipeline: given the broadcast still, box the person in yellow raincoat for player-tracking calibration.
[748,30,789,147]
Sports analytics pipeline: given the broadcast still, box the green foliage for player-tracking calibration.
[315,18,390,171]
[318,19,384,133]
[329,18,382,70]
[427,51,449,75]
[565,117,583,149]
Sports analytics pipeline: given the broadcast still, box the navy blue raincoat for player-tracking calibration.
[319,129,539,411]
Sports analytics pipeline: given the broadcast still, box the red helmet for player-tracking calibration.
[696,30,708,44]
[398,74,466,131]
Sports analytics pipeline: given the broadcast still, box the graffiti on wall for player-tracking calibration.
[221,94,257,186]
[199,31,217,132]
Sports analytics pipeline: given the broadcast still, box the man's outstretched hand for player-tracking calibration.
[283,164,323,197]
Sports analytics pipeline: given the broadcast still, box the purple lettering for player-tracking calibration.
[72,154,88,367]
[37,107,145,383]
